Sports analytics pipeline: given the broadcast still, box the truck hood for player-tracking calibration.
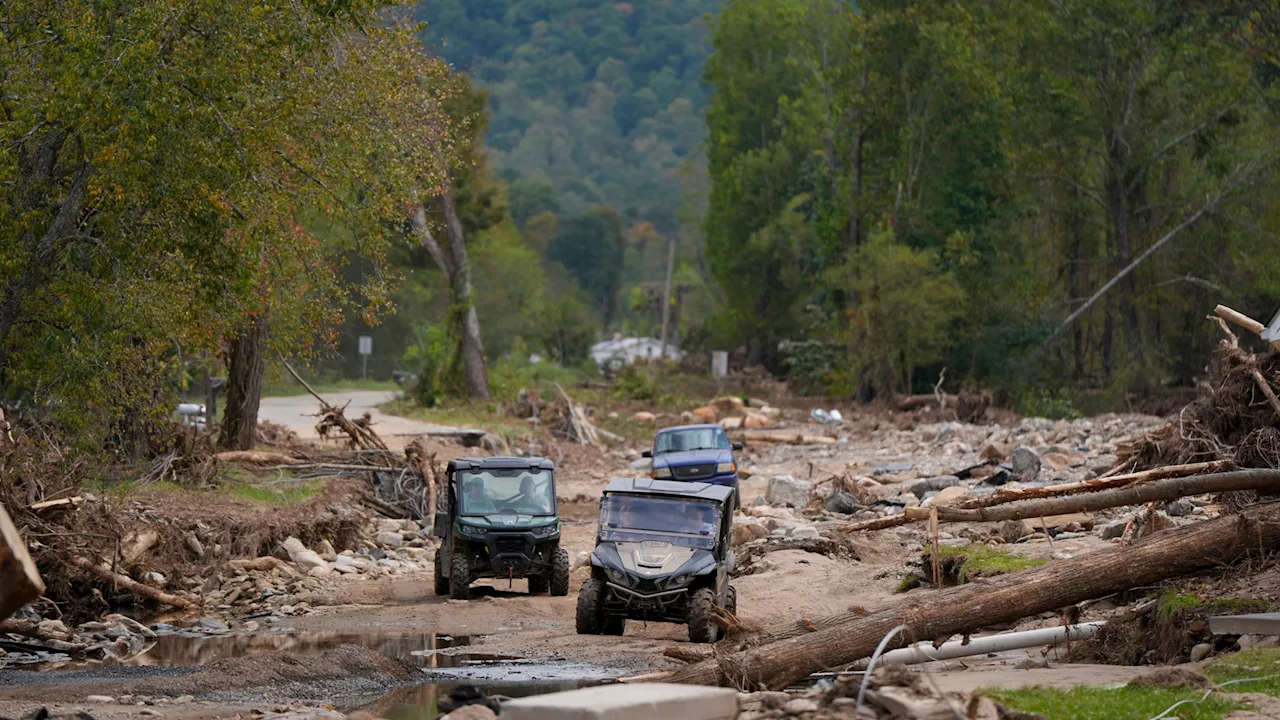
[461,514,555,529]
[616,541,699,577]
[652,449,733,469]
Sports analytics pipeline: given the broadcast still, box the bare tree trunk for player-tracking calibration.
[219,317,267,451]
[665,499,1280,689]
[440,191,490,400]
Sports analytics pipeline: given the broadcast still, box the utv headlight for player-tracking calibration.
[653,467,672,479]
[666,574,693,589]
[530,522,559,538]
[717,462,736,474]
[605,568,627,584]
[458,523,487,537]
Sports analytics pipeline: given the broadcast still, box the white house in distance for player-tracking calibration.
[590,336,683,369]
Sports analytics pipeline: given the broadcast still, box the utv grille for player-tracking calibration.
[493,537,526,554]
[672,464,717,480]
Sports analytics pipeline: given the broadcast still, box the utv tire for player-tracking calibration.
[433,551,450,596]
[575,578,606,634]
[528,574,548,594]
[449,553,471,600]
[550,548,571,596]
[726,585,738,615]
[688,587,721,643]
[602,614,626,636]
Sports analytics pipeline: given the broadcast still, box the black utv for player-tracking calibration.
[432,457,570,600]
[576,478,737,643]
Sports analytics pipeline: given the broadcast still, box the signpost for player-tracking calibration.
[358,335,372,381]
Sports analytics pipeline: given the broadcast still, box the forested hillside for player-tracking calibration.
[701,0,1280,407]
[414,0,721,234]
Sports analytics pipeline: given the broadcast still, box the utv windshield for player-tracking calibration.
[599,494,721,549]
[458,468,555,516]
[654,427,729,454]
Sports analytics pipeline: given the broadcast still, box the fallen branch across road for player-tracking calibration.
[903,468,1280,523]
[659,498,1280,690]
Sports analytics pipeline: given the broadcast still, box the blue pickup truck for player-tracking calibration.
[642,424,743,491]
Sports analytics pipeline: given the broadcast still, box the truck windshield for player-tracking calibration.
[654,428,729,454]
[458,468,555,516]
[600,495,720,549]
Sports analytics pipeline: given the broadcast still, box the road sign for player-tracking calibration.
[358,336,372,355]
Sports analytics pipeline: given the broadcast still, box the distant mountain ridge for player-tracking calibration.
[414,0,723,232]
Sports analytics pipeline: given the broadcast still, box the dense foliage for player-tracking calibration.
[703,0,1280,400]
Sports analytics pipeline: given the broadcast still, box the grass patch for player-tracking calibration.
[926,543,1048,583]
[105,477,321,507]
[381,398,532,438]
[262,378,400,397]
[1158,591,1271,617]
[987,685,1239,720]
[1205,648,1280,696]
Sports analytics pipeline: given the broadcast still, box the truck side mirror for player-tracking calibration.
[732,442,744,451]
[641,450,652,458]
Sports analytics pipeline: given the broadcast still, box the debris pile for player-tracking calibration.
[738,665,1016,720]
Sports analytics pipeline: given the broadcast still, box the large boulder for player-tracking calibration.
[281,537,328,572]
[766,475,812,508]
[690,406,718,423]
[1011,447,1042,480]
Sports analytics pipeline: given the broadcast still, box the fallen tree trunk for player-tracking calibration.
[71,557,198,611]
[954,460,1237,510]
[739,432,837,446]
[664,499,1280,689]
[903,468,1280,523]
[213,450,304,465]
[1,504,44,621]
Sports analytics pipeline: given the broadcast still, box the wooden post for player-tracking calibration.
[0,504,44,621]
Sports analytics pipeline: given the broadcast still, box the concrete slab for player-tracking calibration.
[1209,613,1280,635]
[501,683,740,720]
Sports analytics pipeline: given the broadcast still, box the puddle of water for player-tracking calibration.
[366,678,610,720]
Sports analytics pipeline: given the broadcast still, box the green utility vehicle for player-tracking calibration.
[432,457,569,600]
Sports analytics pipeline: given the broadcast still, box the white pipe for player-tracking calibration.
[852,621,1106,668]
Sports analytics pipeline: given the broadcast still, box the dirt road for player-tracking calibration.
[259,391,473,449]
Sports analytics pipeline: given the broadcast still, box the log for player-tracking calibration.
[28,496,84,512]
[953,460,1235,510]
[665,499,1280,689]
[903,469,1280,524]
[214,450,304,465]
[71,557,198,611]
[1215,304,1266,336]
[0,504,44,621]
[738,432,837,446]
[838,515,911,533]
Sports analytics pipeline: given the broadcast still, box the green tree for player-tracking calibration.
[547,206,627,323]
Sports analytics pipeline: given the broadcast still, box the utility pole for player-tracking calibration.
[659,235,676,360]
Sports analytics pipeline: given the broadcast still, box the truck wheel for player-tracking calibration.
[433,550,450,596]
[575,578,606,634]
[449,553,471,600]
[602,614,626,636]
[687,587,721,643]
[528,574,548,594]
[550,548,571,596]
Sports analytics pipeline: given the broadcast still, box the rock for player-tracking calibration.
[782,698,819,715]
[690,406,718,423]
[376,532,405,549]
[138,710,164,717]
[633,411,656,423]
[86,695,115,703]
[1190,643,1214,662]
[1139,511,1176,538]
[980,443,1007,462]
[711,396,746,414]
[308,566,332,577]
[911,475,960,499]
[1011,447,1042,479]
[743,412,770,429]
[720,416,744,430]
[1101,518,1130,540]
[104,614,157,639]
[37,619,69,637]
[144,571,167,586]
[282,536,329,571]
[317,539,337,556]
[732,521,769,546]
[1040,452,1073,471]
[790,526,821,540]
[825,491,860,514]
[197,618,229,632]
[1166,499,1195,517]
[931,486,969,506]
[185,534,205,560]
[444,705,499,720]
[1000,519,1029,544]
[766,476,812,508]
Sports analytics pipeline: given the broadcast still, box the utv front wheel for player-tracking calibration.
[550,549,571,596]
[433,550,450,596]
[726,585,738,615]
[575,578,606,634]
[688,587,721,643]
[449,553,471,600]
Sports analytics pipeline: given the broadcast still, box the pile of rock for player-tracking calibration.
[0,612,162,668]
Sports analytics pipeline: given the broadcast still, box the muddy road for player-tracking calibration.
[0,407,1169,719]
